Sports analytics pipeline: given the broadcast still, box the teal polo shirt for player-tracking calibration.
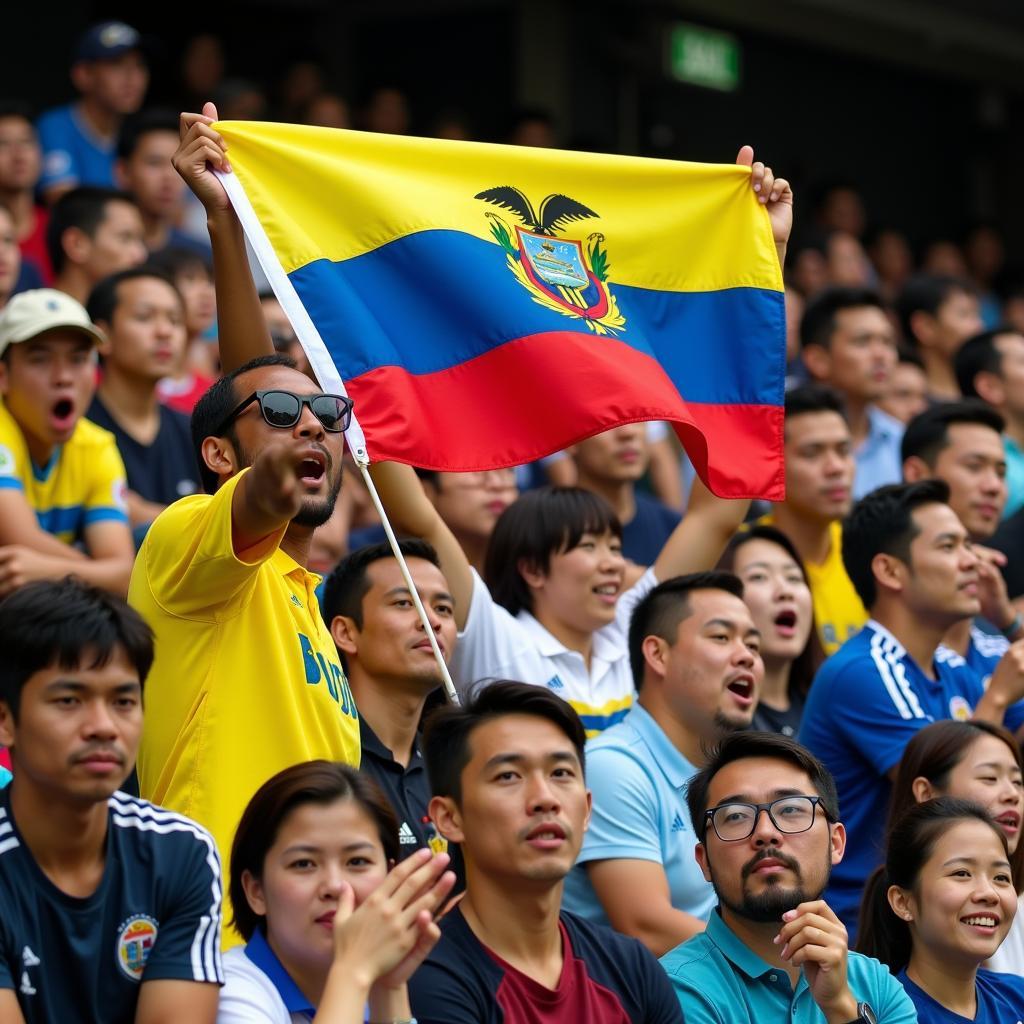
[1004,435,1024,521]
[562,703,716,925]
[659,910,916,1022]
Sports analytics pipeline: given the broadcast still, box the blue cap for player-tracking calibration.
[74,21,144,63]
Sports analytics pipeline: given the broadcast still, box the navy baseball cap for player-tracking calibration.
[74,21,145,63]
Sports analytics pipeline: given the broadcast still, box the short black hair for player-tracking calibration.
[116,109,179,162]
[895,345,924,371]
[423,680,586,806]
[628,571,744,690]
[147,246,212,281]
[190,353,297,493]
[900,399,1005,466]
[686,731,840,843]
[897,273,976,344]
[46,186,138,274]
[784,383,847,425]
[483,487,621,616]
[0,578,154,720]
[86,265,182,326]
[799,286,886,351]
[954,328,1021,398]
[322,538,442,673]
[0,101,34,124]
[842,480,951,609]
[324,538,442,628]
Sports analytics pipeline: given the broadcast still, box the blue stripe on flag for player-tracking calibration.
[287,229,784,406]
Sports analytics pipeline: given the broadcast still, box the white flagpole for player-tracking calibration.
[217,169,460,704]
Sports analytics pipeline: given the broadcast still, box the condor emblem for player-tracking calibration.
[475,186,627,336]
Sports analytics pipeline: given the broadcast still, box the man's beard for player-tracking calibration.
[710,847,831,923]
[293,488,339,527]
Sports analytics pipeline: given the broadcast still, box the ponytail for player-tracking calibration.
[856,865,912,973]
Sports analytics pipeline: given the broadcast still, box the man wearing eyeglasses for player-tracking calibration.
[128,350,361,948]
[660,731,915,1024]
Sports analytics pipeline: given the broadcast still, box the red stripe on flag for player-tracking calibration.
[344,331,784,500]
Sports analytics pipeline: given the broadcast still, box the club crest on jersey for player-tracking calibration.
[475,186,627,336]
[949,695,972,722]
[115,914,158,981]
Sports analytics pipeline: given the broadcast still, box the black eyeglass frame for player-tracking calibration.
[215,389,354,436]
[703,795,831,842]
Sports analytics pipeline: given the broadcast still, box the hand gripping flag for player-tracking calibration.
[215,122,786,499]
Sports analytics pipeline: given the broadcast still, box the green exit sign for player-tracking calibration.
[669,23,741,92]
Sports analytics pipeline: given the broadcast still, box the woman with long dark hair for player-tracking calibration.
[218,760,455,1023]
[858,797,1024,1021]
[718,525,822,736]
[887,719,1024,973]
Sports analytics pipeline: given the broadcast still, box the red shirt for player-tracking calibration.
[19,205,53,284]
[157,373,214,416]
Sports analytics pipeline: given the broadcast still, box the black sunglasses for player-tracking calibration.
[216,389,354,436]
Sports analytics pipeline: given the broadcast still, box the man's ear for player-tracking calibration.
[69,62,92,97]
[829,821,847,866]
[801,343,832,383]
[641,634,670,683]
[113,159,130,191]
[694,842,712,883]
[0,701,15,749]
[872,552,906,596]
[200,435,238,482]
[94,320,113,359]
[909,310,937,349]
[429,795,465,844]
[902,456,930,483]
[330,615,359,657]
[973,370,1006,408]
[61,225,92,268]
[240,869,267,917]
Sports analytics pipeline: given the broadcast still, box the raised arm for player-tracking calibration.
[171,103,274,372]
[652,476,749,583]
[367,461,474,630]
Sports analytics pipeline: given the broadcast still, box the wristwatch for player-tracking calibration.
[842,1003,877,1024]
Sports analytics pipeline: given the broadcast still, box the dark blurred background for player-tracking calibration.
[7,0,1024,261]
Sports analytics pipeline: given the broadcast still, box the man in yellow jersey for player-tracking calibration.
[129,351,360,947]
[0,288,133,596]
[757,385,867,655]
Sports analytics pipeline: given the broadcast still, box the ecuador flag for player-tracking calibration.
[215,122,785,499]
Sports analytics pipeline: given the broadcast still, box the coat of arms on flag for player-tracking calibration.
[475,186,627,335]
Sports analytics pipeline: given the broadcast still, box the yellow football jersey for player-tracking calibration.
[0,399,128,543]
[130,469,360,947]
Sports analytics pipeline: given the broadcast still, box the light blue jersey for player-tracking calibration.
[563,703,716,926]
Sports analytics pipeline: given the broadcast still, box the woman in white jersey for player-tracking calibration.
[218,761,455,1023]
[372,462,751,736]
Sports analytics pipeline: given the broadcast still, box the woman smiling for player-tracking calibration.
[858,797,1024,1022]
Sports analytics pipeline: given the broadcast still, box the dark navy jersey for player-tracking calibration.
[0,788,223,1023]
[408,907,683,1024]
[87,397,200,510]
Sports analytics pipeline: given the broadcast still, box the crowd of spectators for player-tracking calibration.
[2,17,1024,1024]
